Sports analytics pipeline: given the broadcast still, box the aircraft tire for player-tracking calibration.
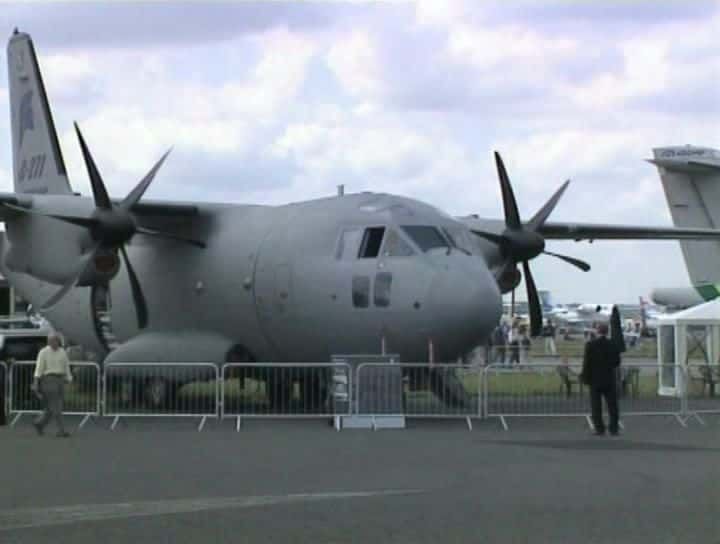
[266,373,293,412]
[143,378,178,410]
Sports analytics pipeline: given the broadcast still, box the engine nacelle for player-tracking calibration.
[76,250,120,287]
[496,264,521,294]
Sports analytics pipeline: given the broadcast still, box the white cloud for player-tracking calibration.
[448,24,576,71]
[326,31,384,99]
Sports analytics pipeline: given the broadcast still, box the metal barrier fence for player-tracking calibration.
[8,361,101,429]
[221,363,352,430]
[103,363,219,431]
[1,361,6,425]
[355,364,481,428]
[483,363,685,430]
[2,359,712,431]
[685,363,720,419]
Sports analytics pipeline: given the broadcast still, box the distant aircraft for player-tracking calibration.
[649,145,720,309]
[2,31,719,405]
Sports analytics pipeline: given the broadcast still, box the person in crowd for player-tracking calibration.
[580,323,621,436]
[31,333,73,437]
[508,323,521,365]
[542,319,557,356]
[519,325,531,364]
[492,325,507,364]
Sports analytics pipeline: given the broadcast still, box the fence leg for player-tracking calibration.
[585,415,594,431]
[334,416,342,431]
[78,414,90,430]
[674,413,688,428]
[618,420,625,431]
[197,416,207,432]
[499,415,508,431]
[10,413,22,428]
[110,415,120,431]
[236,416,242,432]
[693,413,706,426]
[465,416,472,431]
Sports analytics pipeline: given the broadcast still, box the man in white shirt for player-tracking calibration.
[32,333,73,437]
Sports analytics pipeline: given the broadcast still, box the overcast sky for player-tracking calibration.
[0,1,718,304]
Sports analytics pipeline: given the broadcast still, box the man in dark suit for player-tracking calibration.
[581,323,621,436]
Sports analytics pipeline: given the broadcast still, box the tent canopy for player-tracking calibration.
[657,298,720,324]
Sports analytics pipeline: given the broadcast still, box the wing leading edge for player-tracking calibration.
[538,222,720,241]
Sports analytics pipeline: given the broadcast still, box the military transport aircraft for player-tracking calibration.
[2,31,720,405]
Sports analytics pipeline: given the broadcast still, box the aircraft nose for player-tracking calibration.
[427,260,502,360]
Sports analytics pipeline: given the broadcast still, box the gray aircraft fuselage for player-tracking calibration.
[2,191,504,364]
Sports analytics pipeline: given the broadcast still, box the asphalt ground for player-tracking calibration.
[1,415,719,544]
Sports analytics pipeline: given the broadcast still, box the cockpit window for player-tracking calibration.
[401,226,449,253]
[337,229,363,261]
[444,227,476,255]
[358,227,386,258]
[381,229,415,257]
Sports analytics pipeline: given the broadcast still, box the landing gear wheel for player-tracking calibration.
[143,378,178,410]
[299,369,328,412]
[267,372,293,412]
[118,378,139,407]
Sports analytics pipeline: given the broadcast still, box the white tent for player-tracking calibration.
[656,299,720,396]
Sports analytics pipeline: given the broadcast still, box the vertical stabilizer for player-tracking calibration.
[7,30,72,195]
[650,146,720,293]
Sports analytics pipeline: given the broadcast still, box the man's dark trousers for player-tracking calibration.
[590,384,619,434]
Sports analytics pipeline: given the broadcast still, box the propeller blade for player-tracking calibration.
[74,122,112,210]
[41,246,99,311]
[136,226,206,248]
[120,148,173,211]
[470,229,506,246]
[3,203,98,228]
[543,250,591,272]
[522,260,543,337]
[120,246,148,329]
[494,151,522,230]
[527,179,570,232]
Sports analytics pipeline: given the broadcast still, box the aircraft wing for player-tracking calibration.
[0,193,22,221]
[539,222,720,241]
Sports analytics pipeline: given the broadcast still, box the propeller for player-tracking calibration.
[472,151,591,337]
[10,123,205,329]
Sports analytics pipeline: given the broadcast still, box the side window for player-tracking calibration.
[374,272,393,308]
[337,229,363,261]
[358,227,385,259]
[381,229,414,257]
[352,276,370,308]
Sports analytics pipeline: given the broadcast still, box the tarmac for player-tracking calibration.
[1,415,719,544]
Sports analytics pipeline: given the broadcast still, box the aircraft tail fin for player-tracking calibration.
[650,145,720,289]
[538,290,553,312]
[7,30,72,195]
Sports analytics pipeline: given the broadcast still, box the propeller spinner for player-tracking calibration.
[472,152,590,337]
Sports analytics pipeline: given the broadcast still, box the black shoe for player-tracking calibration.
[56,431,70,438]
[609,430,620,436]
[33,421,44,436]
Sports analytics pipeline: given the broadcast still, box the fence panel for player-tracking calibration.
[221,363,351,420]
[484,363,685,426]
[686,363,720,415]
[617,364,683,416]
[8,361,101,427]
[355,363,481,418]
[103,363,219,429]
[1,361,6,425]
[484,363,588,419]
